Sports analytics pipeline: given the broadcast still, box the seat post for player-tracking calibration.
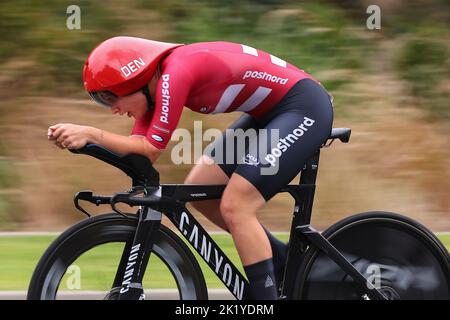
[296,149,320,226]
[280,149,321,297]
[299,149,320,185]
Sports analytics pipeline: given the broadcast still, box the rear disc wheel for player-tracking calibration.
[293,212,450,300]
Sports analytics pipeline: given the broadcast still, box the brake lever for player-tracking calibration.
[74,191,93,217]
[74,190,113,218]
[110,192,137,219]
[110,185,163,220]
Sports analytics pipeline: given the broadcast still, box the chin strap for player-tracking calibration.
[141,84,154,112]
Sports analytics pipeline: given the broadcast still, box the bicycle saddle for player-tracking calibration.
[70,144,160,187]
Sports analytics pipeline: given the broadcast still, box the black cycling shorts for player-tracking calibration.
[204,78,334,201]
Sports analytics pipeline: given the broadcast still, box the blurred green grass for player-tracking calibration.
[396,37,449,120]
[0,233,289,291]
[0,233,447,291]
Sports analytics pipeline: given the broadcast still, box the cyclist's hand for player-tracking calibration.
[48,123,90,150]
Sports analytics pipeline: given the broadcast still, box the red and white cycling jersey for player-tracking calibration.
[131,41,315,149]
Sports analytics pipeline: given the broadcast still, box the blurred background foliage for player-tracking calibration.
[0,0,449,230]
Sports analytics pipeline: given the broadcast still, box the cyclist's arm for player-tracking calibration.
[139,62,193,150]
[87,127,162,163]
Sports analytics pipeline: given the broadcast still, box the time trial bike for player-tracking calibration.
[27,127,450,300]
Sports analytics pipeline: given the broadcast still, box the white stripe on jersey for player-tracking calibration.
[235,87,272,112]
[212,84,245,113]
[270,55,287,68]
[241,45,258,56]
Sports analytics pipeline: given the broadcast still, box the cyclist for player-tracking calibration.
[48,36,333,300]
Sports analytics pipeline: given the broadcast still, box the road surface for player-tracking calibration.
[0,289,234,300]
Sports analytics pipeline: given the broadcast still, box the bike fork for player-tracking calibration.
[116,206,162,300]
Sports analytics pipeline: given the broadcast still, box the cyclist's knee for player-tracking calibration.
[220,196,241,231]
[220,179,264,230]
[220,196,257,231]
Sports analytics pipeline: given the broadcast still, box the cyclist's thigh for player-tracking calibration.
[234,81,333,201]
[204,113,260,178]
[184,155,229,184]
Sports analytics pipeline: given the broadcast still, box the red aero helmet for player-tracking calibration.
[83,36,183,104]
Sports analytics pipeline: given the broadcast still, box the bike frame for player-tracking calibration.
[106,148,387,300]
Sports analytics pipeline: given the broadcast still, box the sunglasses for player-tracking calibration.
[88,85,154,110]
[88,90,118,107]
